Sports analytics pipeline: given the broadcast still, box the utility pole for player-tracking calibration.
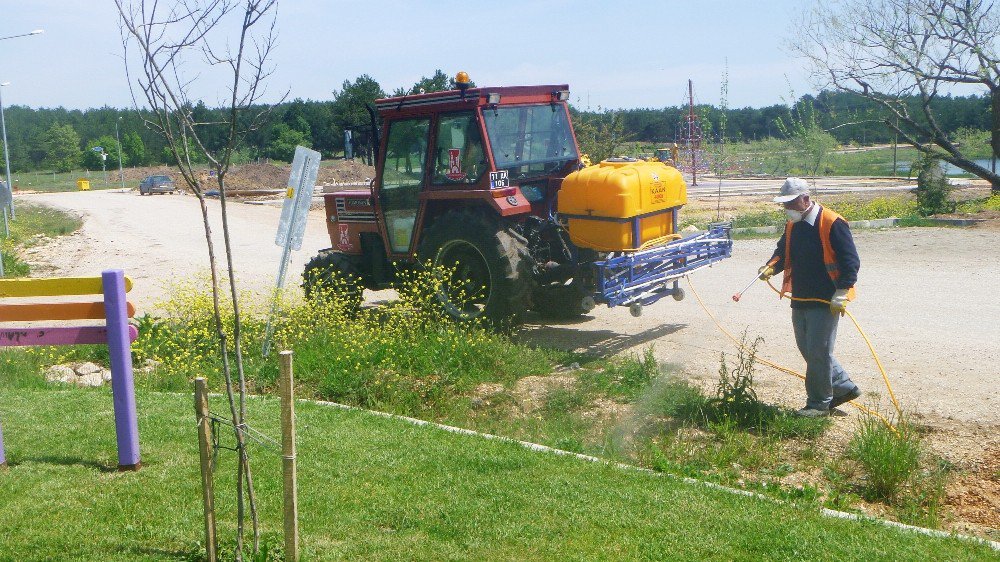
[115,117,125,190]
[892,116,898,177]
[686,80,700,186]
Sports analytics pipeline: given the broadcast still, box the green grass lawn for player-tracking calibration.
[12,169,129,193]
[0,388,995,561]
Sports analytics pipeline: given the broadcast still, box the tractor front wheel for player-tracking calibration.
[302,250,364,309]
[418,211,532,325]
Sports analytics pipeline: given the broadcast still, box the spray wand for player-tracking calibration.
[731,273,761,302]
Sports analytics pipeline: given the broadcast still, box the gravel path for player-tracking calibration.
[19,189,1000,444]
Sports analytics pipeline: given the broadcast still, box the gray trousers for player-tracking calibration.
[791,307,857,410]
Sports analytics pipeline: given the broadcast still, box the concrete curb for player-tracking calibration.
[730,216,987,236]
[923,217,987,227]
[731,218,900,236]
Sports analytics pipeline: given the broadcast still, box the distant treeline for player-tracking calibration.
[605,90,989,146]
[0,83,990,173]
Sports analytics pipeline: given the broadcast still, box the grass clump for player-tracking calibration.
[579,346,659,401]
[847,413,922,501]
[843,412,952,527]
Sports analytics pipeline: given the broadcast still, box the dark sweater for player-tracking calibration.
[769,210,860,309]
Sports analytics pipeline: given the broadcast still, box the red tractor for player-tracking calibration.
[304,73,731,323]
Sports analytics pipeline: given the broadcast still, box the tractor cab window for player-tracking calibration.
[381,117,430,253]
[432,112,486,185]
[483,103,578,180]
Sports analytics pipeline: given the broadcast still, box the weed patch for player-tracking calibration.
[124,272,558,416]
[0,203,82,277]
[955,193,1000,214]
[730,209,785,229]
[657,335,829,439]
[827,195,917,221]
[847,413,922,502]
[839,411,952,528]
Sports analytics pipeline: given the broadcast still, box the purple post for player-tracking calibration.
[103,269,141,471]
[0,418,7,468]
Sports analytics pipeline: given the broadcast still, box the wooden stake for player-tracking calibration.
[194,377,218,562]
[279,351,299,562]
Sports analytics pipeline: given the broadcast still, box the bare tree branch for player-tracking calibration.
[116,0,282,557]
[794,0,1000,189]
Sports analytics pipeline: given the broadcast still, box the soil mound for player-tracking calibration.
[119,158,375,193]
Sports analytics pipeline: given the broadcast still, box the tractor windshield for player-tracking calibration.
[483,103,578,179]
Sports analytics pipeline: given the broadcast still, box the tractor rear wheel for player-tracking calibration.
[418,211,532,325]
[302,250,364,309]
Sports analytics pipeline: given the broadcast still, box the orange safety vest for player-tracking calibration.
[772,206,857,301]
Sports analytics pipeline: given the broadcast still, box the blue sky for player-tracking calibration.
[1,0,813,111]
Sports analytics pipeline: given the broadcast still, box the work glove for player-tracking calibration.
[830,289,849,315]
[758,265,775,281]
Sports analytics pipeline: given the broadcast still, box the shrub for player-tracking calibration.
[913,155,956,216]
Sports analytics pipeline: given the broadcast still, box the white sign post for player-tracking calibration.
[263,146,322,356]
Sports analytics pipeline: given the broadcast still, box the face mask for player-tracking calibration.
[785,209,804,222]
[785,202,813,223]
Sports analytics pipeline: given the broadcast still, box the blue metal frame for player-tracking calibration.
[593,222,733,308]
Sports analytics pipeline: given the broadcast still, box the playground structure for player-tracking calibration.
[0,270,141,471]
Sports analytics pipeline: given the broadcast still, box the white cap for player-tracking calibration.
[773,177,811,203]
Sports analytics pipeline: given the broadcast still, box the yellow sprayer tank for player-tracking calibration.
[558,158,687,251]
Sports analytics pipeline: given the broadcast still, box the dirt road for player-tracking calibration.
[20,189,1000,438]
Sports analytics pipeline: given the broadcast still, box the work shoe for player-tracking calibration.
[830,387,862,410]
[795,407,830,418]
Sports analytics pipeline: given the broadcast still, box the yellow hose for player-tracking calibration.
[685,276,902,434]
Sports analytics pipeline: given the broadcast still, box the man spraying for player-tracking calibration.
[758,178,862,417]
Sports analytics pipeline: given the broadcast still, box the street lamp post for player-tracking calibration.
[0,30,44,41]
[115,117,125,190]
[0,29,44,222]
[0,82,13,220]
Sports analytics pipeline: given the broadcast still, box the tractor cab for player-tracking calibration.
[368,80,581,259]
